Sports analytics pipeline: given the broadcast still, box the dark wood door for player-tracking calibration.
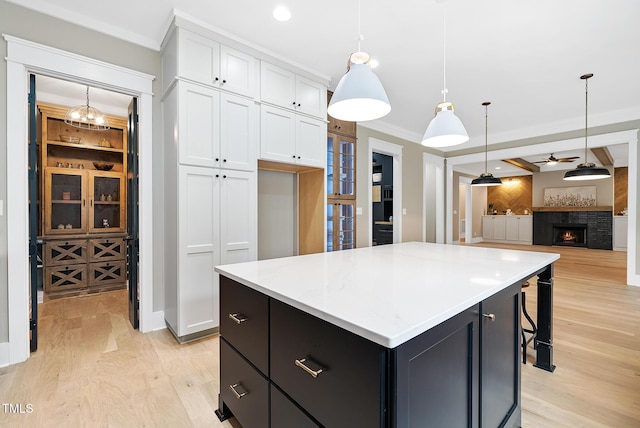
[28,73,39,352]
[126,98,139,329]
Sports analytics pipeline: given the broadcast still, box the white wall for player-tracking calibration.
[258,170,297,260]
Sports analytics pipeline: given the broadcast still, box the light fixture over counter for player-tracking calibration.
[471,102,502,186]
[64,86,110,130]
[327,0,391,122]
[564,73,611,181]
[422,0,468,147]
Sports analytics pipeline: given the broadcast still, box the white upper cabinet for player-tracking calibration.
[260,105,326,168]
[174,29,258,98]
[178,81,257,171]
[261,61,327,118]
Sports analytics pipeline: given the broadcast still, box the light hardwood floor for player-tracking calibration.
[0,244,638,427]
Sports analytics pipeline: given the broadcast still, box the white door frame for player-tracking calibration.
[4,35,155,366]
[459,176,473,244]
[422,152,445,243]
[368,138,403,245]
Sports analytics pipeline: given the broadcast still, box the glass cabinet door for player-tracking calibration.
[90,172,125,233]
[45,169,86,234]
[327,201,355,252]
[327,134,356,199]
[338,137,355,198]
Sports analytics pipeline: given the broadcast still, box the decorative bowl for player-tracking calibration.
[59,134,81,144]
[93,162,114,171]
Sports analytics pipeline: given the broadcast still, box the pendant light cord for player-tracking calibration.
[442,3,447,102]
[484,103,488,172]
[584,76,588,162]
[357,0,362,52]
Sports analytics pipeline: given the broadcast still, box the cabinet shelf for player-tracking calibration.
[45,140,124,154]
[52,200,82,204]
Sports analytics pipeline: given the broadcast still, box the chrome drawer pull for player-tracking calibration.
[229,313,248,324]
[483,313,496,321]
[295,358,325,378]
[229,383,247,399]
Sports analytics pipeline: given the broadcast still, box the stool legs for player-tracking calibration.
[522,289,538,364]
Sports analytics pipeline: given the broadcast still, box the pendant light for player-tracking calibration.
[422,0,469,147]
[64,86,110,130]
[564,73,611,181]
[327,0,391,122]
[471,102,502,186]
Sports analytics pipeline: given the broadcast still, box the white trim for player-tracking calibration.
[459,176,473,244]
[152,310,168,331]
[368,138,403,245]
[359,120,422,146]
[4,35,155,366]
[422,152,445,243]
[627,133,639,286]
[0,342,10,368]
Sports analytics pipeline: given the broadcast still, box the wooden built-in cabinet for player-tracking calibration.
[38,103,128,297]
[326,90,356,251]
[483,215,532,244]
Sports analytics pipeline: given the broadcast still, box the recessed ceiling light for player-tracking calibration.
[273,5,291,21]
[495,166,501,170]
[368,58,380,69]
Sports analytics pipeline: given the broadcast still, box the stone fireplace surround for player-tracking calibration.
[532,207,613,250]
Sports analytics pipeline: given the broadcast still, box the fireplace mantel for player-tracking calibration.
[533,206,612,212]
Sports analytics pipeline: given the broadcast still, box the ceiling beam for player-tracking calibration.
[590,147,614,166]
[502,158,540,173]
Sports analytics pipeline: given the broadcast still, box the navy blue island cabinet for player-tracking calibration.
[216,275,523,428]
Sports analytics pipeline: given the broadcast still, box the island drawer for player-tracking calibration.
[270,299,385,428]
[220,276,269,375]
[219,338,269,428]
[271,385,320,428]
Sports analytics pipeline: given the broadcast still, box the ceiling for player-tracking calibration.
[14,0,638,175]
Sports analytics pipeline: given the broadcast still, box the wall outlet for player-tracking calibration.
[402,208,407,215]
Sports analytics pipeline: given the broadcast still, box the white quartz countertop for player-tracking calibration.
[215,242,559,348]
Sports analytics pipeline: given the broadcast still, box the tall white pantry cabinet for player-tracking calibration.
[161,18,329,341]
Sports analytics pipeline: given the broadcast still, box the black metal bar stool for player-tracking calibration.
[521,281,538,364]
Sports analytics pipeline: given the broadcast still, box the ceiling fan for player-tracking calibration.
[533,153,580,165]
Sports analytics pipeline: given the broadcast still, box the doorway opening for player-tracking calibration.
[372,152,393,245]
[29,74,139,351]
[6,35,154,365]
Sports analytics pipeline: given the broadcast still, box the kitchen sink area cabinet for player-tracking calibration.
[483,215,532,244]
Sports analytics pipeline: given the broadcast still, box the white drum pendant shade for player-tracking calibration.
[422,106,469,147]
[328,63,391,122]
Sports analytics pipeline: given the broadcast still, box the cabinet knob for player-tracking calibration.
[292,101,296,106]
[214,77,219,82]
[215,158,219,162]
[292,155,296,158]
[228,313,248,324]
[222,79,227,84]
[229,383,247,399]
[223,175,227,179]
[297,156,301,159]
[297,103,301,107]
[223,159,227,163]
[295,357,325,378]
[483,313,496,321]
[216,174,220,178]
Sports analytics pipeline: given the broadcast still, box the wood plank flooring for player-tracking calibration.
[0,244,638,427]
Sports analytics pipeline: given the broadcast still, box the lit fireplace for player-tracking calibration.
[552,224,587,247]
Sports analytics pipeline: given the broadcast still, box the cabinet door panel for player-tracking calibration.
[219,170,256,265]
[177,166,219,336]
[89,172,125,233]
[179,29,220,86]
[270,299,384,428]
[296,116,326,168]
[178,82,220,167]
[295,76,326,118]
[482,216,494,240]
[45,169,87,234]
[395,304,479,428]
[219,339,269,428]
[220,277,269,375]
[260,61,296,108]
[494,216,506,240]
[481,283,521,428]
[220,94,257,171]
[271,385,320,428]
[260,105,296,163]
[505,217,519,241]
[518,217,532,243]
[220,45,257,98]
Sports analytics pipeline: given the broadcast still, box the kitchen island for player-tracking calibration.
[215,242,559,428]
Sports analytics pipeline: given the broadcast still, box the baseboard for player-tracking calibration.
[471,237,483,243]
[0,342,10,368]
[151,310,167,331]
